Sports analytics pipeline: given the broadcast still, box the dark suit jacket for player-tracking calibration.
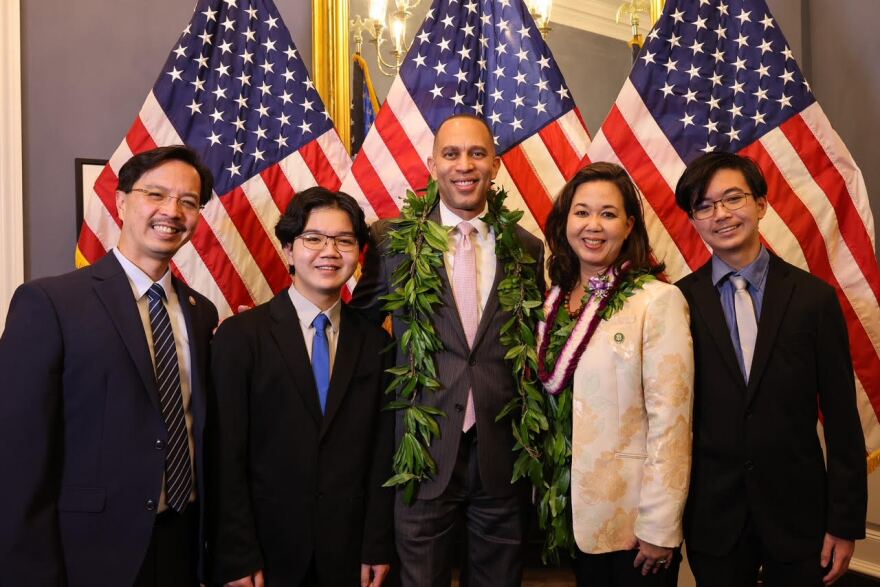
[207,292,395,586]
[0,253,217,587]
[677,253,866,561]
[350,209,546,500]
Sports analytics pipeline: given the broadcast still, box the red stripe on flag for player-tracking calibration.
[218,186,291,295]
[501,146,553,230]
[601,106,709,270]
[539,122,581,182]
[188,220,255,310]
[76,222,106,264]
[126,117,158,155]
[300,140,341,191]
[743,142,880,419]
[375,106,430,191]
[351,155,401,219]
[260,164,296,214]
[94,165,122,226]
[778,116,880,302]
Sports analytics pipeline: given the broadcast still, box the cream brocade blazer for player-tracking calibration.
[571,279,694,554]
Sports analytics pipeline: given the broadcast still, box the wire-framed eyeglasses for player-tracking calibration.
[295,232,359,252]
[692,192,754,220]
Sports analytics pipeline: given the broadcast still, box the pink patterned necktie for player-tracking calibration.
[452,221,479,432]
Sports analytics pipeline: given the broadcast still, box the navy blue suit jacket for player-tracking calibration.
[0,253,217,586]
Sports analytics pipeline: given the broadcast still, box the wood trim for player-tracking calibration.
[0,0,24,330]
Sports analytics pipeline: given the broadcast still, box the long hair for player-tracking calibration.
[545,162,663,291]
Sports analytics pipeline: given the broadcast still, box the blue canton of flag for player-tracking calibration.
[155,0,334,196]
[631,0,814,162]
[400,0,574,152]
[78,0,354,318]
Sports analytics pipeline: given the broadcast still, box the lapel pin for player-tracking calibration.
[614,332,625,343]
[188,295,196,306]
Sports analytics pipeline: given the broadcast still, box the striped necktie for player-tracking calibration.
[147,283,192,513]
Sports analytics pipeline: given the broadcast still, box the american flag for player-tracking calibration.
[584,0,880,456]
[75,0,352,318]
[339,0,591,238]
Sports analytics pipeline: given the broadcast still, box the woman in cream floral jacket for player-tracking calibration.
[538,162,694,586]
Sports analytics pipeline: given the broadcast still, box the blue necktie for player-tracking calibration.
[311,313,330,414]
[146,283,192,513]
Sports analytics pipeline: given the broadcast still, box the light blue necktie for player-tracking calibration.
[311,313,330,414]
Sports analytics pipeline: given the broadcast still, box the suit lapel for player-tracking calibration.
[746,255,793,403]
[174,279,207,439]
[472,255,502,351]
[268,293,323,426]
[92,254,160,412]
[689,263,744,385]
[320,305,364,438]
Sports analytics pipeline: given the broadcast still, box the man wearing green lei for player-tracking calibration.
[351,113,545,587]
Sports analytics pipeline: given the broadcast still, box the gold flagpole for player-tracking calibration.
[312,0,351,153]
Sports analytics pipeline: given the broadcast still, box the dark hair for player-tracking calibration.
[546,162,662,292]
[434,112,495,151]
[117,145,214,206]
[274,186,369,274]
[674,152,768,215]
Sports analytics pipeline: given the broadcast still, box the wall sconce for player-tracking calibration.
[525,0,553,39]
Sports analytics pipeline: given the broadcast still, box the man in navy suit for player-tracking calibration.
[0,145,218,587]
[674,152,866,586]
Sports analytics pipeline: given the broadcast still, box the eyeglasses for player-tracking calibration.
[129,188,201,213]
[296,232,359,252]
[691,191,754,220]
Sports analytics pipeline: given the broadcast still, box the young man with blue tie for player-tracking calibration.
[674,152,866,586]
[208,187,394,587]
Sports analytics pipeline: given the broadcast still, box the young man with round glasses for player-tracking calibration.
[674,152,866,586]
[208,186,394,587]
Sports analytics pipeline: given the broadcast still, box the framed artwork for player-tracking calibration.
[75,158,108,236]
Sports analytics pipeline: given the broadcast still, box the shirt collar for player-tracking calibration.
[711,246,770,289]
[438,199,491,240]
[112,248,174,299]
[287,283,341,333]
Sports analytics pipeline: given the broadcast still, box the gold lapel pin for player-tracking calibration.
[188,295,196,306]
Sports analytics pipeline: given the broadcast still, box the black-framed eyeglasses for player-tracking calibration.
[129,188,202,213]
[692,191,754,220]
[296,232,359,252]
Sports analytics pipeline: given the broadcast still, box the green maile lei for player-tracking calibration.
[378,178,545,505]
[534,266,657,563]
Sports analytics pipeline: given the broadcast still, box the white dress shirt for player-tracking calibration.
[287,283,342,372]
[439,200,497,314]
[112,248,197,512]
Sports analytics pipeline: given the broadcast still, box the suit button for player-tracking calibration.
[145,499,156,511]
[468,357,476,366]
[454,403,464,412]
[745,409,753,418]
[745,460,755,471]
[154,439,165,450]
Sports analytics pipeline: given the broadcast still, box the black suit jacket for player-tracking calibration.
[207,292,395,586]
[350,210,545,500]
[0,253,217,586]
[677,253,866,561]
